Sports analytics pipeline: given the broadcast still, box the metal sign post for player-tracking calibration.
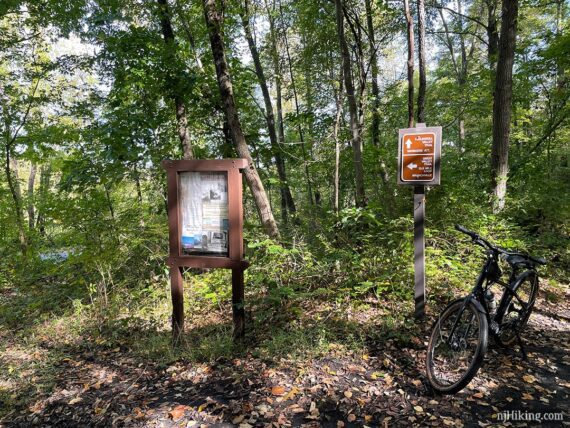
[398,123,442,319]
[162,159,249,342]
[414,185,425,318]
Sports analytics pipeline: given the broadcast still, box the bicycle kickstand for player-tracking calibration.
[515,329,528,362]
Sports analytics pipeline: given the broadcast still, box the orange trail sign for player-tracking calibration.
[397,124,442,319]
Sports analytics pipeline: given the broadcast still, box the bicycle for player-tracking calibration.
[425,224,547,394]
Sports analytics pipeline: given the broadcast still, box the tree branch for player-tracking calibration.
[433,4,488,30]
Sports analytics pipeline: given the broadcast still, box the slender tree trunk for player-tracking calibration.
[27,162,36,229]
[486,0,499,68]
[279,4,314,207]
[104,183,116,221]
[364,0,380,147]
[174,0,205,72]
[203,0,279,239]
[334,70,344,214]
[404,0,415,128]
[491,0,518,212]
[157,0,194,160]
[265,0,297,217]
[133,162,143,204]
[36,164,51,236]
[416,0,426,124]
[334,0,366,207]
[240,0,295,223]
[5,147,27,254]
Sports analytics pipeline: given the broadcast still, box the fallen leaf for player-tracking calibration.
[347,414,356,422]
[522,374,536,384]
[522,393,533,400]
[283,386,300,400]
[370,371,382,380]
[68,397,82,405]
[414,405,424,413]
[271,386,286,396]
[232,415,245,424]
[344,390,353,399]
[169,405,187,420]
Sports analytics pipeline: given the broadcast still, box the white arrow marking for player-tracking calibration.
[407,163,418,170]
[405,139,412,150]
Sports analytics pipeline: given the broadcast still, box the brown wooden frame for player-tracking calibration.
[162,159,249,340]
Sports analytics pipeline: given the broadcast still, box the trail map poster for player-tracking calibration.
[179,171,229,256]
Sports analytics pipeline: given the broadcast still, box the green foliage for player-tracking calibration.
[0,2,568,419]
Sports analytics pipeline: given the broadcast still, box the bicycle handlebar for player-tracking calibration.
[455,224,477,239]
[455,224,492,248]
[454,224,547,266]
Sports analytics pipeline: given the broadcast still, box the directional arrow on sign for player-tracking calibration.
[405,139,412,150]
[407,163,418,170]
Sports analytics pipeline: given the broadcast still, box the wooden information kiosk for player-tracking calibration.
[162,159,249,341]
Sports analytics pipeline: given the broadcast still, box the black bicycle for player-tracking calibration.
[425,225,546,394]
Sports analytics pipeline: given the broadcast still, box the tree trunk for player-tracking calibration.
[104,183,116,221]
[416,0,426,124]
[486,0,499,68]
[239,0,295,223]
[404,0,415,128]
[334,0,366,207]
[279,3,314,207]
[491,0,518,213]
[334,70,344,214]
[174,0,205,72]
[364,0,380,147]
[265,0,296,217]
[133,162,143,204]
[456,0,467,142]
[157,0,194,160]
[36,164,51,236]
[203,0,280,239]
[4,148,27,254]
[27,162,36,229]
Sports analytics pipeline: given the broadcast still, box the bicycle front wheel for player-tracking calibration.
[426,298,488,394]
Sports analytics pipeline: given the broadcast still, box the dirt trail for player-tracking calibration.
[3,291,569,427]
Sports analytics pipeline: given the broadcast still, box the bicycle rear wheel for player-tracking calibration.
[426,298,488,394]
[496,273,538,346]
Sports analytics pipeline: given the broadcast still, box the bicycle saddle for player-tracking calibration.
[502,252,547,268]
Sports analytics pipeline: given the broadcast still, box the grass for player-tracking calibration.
[1,219,568,420]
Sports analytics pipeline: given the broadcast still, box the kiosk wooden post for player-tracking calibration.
[398,124,442,319]
[163,159,249,342]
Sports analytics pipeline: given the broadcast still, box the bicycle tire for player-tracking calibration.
[496,272,539,346]
[426,298,488,394]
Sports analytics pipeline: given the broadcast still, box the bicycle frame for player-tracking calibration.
[447,249,537,344]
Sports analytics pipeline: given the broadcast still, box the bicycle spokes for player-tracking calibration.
[430,305,481,387]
